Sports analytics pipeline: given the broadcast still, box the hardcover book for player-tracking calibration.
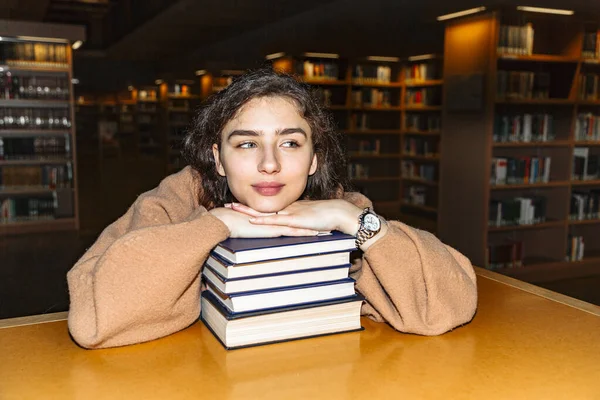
[202,264,351,294]
[213,231,356,264]
[200,291,364,350]
[206,250,350,279]
[205,278,356,313]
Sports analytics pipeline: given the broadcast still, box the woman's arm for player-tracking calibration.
[231,192,478,335]
[67,169,230,349]
[352,220,477,335]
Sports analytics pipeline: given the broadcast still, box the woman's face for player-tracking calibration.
[212,96,318,213]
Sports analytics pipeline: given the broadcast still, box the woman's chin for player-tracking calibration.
[246,199,291,214]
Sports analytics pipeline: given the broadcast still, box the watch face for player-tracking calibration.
[363,213,380,231]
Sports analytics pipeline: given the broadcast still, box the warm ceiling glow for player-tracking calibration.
[195,69,207,76]
[72,40,83,50]
[127,85,134,91]
[408,54,436,61]
[366,56,400,62]
[303,52,339,59]
[516,6,574,15]
[265,52,285,60]
[437,6,486,21]
[155,79,164,85]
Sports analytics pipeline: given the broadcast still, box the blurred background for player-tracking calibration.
[2,0,600,319]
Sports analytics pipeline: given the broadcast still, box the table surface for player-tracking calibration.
[1,268,599,400]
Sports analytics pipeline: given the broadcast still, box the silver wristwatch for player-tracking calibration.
[355,207,381,248]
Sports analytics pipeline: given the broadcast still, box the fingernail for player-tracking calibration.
[224,203,231,208]
[231,202,238,207]
[249,217,256,222]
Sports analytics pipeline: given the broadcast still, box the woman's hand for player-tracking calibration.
[229,199,364,236]
[209,207,320,238]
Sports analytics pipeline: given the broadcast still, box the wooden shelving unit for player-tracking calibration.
[438,9,600,283]
[269,53,444,228]
[0,26,83,235]
[160,80,199,174]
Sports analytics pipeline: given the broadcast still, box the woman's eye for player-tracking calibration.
[238,142,257,149]
[281,140,300,148]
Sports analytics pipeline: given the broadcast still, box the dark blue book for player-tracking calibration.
[206,250,351,279]
[205,277,357,313]
[213,231,356,264]
[200,290,364,350]
[202,263,351,294]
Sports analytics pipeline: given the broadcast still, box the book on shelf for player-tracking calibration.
[213,231,356,264]
[575,113,600,141]
[401,161,436,182]
[566,235,584,262]
[200,290,364,350]
[570,190,600,221]
[347,163,369,179]
[493,114,554,143]
[572,147,600,181]
[298,60,340,80]
[202,263,351,294]
[490,156,551,185]
[497,71,550,100]
[404,114,440,132]
[353,64,392,83]
[486,241,524,270]
[405,87,441,106]
[205,278,356,313]
[579,73,599,101]
[497,23,534,56]
[582,30,600,59]
[403,62,439,82]
[206,250,350,279]
[351,88,391,108]
[489,197,547,227]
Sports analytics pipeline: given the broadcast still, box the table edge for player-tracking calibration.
[1,268,597,329]
[475,266,600,317]
[0,311,68,329]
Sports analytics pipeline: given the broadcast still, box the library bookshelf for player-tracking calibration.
[269,53,443,230]
[0,24,84,235]
[159,80,199,174]
[439,9,600,283]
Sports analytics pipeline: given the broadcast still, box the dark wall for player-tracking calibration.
[162,0,445,75]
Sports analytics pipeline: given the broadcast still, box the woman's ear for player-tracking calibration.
[212,144,226,176]
[309,153,318,176]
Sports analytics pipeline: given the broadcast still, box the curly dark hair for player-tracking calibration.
[182,67,349,210]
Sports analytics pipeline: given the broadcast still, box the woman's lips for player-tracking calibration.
[252,182,284,196]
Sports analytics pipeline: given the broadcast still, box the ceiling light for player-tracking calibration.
[437,6,486,21]
[303,52,339,59]
[155,79,164,85]
[265,52,286,60]
[195,69,207,76]
[72,40,83,50]
[18,35,68,43]
[128,85,134,91]
[71,78,80,85]
[516,6,574,15]
[366,56,400,62]
[408,54,436,61]
[0,37,3,41]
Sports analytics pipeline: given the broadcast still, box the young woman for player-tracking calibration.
[67,68,477,349]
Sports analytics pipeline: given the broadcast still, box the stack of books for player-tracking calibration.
[200,231,364,350]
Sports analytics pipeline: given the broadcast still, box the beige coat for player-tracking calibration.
[67,167,478,349]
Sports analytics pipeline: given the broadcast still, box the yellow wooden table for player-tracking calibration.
[1,268,599,399]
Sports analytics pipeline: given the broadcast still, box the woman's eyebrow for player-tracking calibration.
[226,128,307,140]
[226,130,259,140]
[277,128,307,138]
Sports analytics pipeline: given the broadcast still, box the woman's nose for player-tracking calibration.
[257,146,281,174]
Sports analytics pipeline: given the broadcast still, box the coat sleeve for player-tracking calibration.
[345,194,478,335]
[66,169,230,349]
